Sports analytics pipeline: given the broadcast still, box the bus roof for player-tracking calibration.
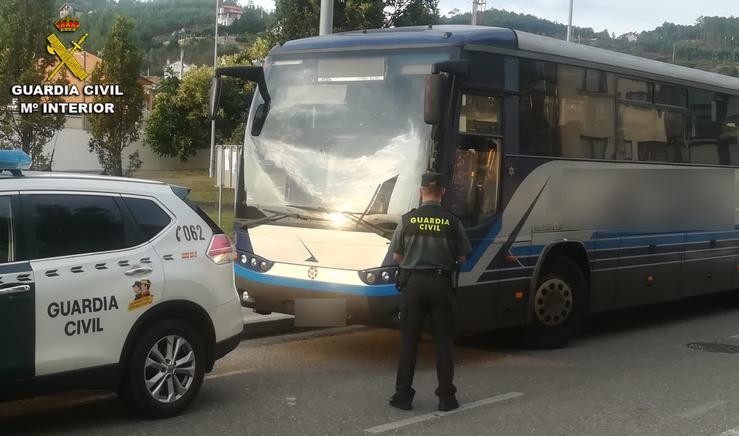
[272,25,739,95]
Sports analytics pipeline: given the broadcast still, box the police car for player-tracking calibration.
[0,150,243,418]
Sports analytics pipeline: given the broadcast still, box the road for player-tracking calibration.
[5,292,739,435]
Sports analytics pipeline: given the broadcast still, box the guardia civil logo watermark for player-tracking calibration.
[9,2,123,116]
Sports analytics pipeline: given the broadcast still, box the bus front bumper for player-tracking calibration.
[234,264,401,326]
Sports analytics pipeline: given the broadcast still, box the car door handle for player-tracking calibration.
[124,266,153,276]
[0,285,31,295]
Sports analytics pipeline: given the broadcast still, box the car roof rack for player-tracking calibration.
[0,150,32,176]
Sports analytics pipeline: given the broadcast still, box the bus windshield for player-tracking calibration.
[240,50,451,225]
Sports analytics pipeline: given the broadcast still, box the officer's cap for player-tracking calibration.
[421,171,446,188]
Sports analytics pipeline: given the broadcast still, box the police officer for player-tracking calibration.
[388,171,472,412]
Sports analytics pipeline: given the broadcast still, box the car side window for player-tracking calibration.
[0,197,13,263]
[24,194,127,258]
[122,197,172,241]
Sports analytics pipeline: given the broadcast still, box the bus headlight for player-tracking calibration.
[240,254,248,264]
[358,267,398,285]
[250,257,258,268]
[259,261,269,272]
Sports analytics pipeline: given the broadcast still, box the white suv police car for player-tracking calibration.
[0,151,243,418]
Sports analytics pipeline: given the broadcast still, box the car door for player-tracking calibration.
[0,194,36,384]
[21,192,164,376]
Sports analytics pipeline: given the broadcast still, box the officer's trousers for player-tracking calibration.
[395,272,456,399]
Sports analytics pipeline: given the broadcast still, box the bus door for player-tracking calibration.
[445,91,512,330]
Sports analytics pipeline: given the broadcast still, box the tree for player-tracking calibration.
[385,0,440,27]
[145,60,254,160]
[272,0,438,42]
[0,0,66,169]
[87,16,145,176]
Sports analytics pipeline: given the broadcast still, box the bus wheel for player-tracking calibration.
[524,255,588,349]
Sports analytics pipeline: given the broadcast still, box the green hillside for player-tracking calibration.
[441,9,738,77]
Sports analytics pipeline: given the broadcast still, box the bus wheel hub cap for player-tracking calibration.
[534,278,573,327]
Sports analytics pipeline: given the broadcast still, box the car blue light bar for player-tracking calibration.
[0,150,32,171]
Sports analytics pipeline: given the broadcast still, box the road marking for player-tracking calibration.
[729,335,739,340]
[678,400,725,418]
[719,425,739,436]
[364,391,524,434]
[206,368,256,380]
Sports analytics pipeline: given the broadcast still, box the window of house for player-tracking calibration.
[617,77,652,103]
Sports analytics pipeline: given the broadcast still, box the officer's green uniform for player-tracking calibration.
[388,172,472,411]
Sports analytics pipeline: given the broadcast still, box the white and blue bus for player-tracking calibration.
[211,25,739,347]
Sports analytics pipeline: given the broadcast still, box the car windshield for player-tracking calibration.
[240,49,451,222]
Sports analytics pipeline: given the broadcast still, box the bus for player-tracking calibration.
[210,25,739,347]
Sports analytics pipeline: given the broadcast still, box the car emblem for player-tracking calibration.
[307,266,318,280]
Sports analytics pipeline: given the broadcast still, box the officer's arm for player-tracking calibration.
[389,223,404,264]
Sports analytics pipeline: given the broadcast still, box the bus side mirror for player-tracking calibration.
[208,76,223,121]
[251,103,269,136]
[424,74,448,125]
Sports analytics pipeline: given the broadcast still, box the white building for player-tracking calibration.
[164,59,192,79]
[217,3,243,27]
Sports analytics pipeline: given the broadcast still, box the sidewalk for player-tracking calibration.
[241,308,296,339]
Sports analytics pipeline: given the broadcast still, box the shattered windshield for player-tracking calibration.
[239,50,451,225]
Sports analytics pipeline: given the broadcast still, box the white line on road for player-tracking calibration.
[678,400,725,418]
[719,426,739,436]
[364,391,524,434]
[729,335,739,340]
[206,368,256,380]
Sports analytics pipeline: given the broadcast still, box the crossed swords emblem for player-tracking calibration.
[46,33,89,81]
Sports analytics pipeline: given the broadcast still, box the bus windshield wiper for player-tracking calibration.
[238,210,290,228]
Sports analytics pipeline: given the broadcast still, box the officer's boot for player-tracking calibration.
[389,388,415,410]
[437,395,459,412]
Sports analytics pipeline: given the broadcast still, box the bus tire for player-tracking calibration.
[119,319,206,419]
[524,254,588,349]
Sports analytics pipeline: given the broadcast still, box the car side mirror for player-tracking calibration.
[251,103,269,136]
[208,77,223,121]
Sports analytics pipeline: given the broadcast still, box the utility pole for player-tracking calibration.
[672,42,676,63]
[566,0,574,42]
[209,0,219,179]
[471,0,486,26]
[319,0,333,35]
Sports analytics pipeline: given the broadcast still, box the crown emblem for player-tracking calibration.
[55,17,80,32]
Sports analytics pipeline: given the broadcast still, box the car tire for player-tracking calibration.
[120,319,206,419]
[523,255,588,349]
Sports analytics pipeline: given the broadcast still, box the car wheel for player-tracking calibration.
[524,255,588,349]
[121,319,206,418]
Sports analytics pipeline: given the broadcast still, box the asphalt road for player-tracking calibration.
[6,292,739,436]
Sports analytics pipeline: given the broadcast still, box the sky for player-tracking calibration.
[244,0,737,36]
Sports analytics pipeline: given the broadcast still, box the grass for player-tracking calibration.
[135,169,235,234]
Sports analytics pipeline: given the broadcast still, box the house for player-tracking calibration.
[39,54,206,173]
[218,3,243,27]
[624,32,639,43]
[59,2,74,18]
[139,76,161,111]
[164,59,192,79]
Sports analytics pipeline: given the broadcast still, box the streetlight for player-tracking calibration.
[209,0,219,179]
[567,0,574,42]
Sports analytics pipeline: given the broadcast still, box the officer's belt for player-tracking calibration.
[408,268,451,277]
